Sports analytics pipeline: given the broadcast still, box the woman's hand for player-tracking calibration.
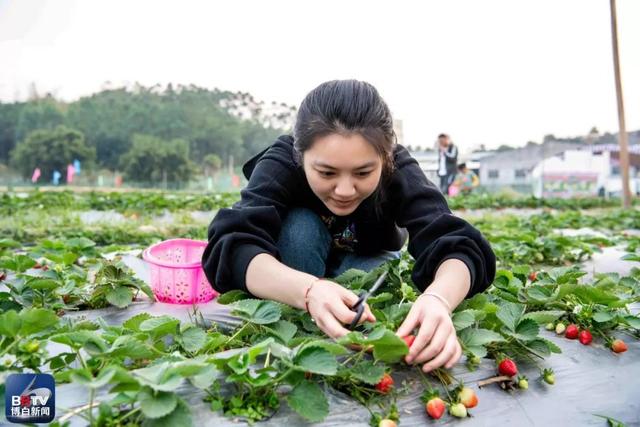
[396,289,462,372]
[306,279,376,339]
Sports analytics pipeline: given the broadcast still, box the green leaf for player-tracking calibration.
[51,331,108,353]
[466,345,487,358]
[215,290,249,305]
[349,361,385,385]
[138,387,178,419]
[368,328,409,363]
[108,335,155,360]
[0,238,20,249]
[0,310,21,337]
[70,366,117,389]
[459,328,505,347]
[452,310,476,330]
[66,237,96,251]
[26,278,59,291]
[593,311,615,323]
[367,292,393,305]
[265,320,297,345]
[142,398,192,427]
[19,308,59,335]
[299,340,349,356]
[188,365,218,390]
[139,316,180,336]
[293,346,337,376]
[106,286,133,308]
[622,253,640,262]
[522,310,565,324]
[623,315,640,329]
[123,313,153,331]
[232,299,281,325]
[134,363,185,392]
[526,338,562,357]
[510,319,539,341]
[496,301,525,331]
[180,326,207,353]
[1,255,37,273]
[286,381,329,422]
[572,286,620,305]
[61,252,79,265]
[526,285,561,303]
[333,268,366,285]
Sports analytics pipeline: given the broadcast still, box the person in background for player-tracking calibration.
[203,80,495,372]
[437,133,458,195]
[454,163,480,195]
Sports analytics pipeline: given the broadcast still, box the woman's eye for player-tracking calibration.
[356,171,372,177]
[319,171,335,177]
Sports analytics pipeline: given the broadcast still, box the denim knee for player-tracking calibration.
[277,208,331,276]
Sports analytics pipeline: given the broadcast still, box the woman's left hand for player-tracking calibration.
[395,287,462,372]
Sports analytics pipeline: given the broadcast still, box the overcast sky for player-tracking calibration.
[1,0,638,152]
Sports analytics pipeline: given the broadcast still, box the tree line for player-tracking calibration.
[0,83,296,183]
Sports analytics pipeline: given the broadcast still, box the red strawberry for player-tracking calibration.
[375,373,394,394]
[498,358,518,377]
[529,271,538,281]
[578,329,593,345]
[458,386,478,408]
[611,339,628,353]
[565,324,579,339]
[425,397,446,419]
[402,335,416,348]
[379,420,397,427]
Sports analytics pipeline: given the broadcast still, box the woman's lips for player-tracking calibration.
[332,198,356,206]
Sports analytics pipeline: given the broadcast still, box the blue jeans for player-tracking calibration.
[277,208,401,278]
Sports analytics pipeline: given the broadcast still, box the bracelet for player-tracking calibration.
[420,291,452,314]
[304,277,324,314]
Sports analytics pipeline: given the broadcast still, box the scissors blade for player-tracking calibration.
[366,270,389,297]
[348,270,389,330]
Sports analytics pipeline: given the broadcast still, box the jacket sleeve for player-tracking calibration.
[201,148,297,295]
[391,147,495,297]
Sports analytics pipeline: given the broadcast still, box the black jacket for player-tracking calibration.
[202,135,495,297]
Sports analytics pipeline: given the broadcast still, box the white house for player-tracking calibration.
[531,145,640,197]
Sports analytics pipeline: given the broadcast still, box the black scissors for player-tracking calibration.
[348,270,388,330]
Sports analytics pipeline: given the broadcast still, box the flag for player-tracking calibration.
[66,164,75,184]
[31,168,41,183]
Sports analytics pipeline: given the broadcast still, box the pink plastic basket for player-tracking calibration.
[142,239,218,304]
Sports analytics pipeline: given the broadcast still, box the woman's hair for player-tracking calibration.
[293,80,397,183]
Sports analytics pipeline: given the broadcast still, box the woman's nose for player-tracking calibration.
[334,178,356,197]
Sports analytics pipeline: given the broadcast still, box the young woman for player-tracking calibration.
[203,80,495,372]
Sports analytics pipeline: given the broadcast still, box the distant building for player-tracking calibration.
[531,144,640,197]
[478,141,580,192]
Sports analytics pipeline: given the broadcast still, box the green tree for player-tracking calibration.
[120,134,195,184]
[10,126,95,181]
[0,102,22,163]
[203,154,222,177]
[14,96,66,143]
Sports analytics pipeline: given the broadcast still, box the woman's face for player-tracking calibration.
[303,133,383,216]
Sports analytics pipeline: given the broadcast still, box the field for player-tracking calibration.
[0,191,639,426]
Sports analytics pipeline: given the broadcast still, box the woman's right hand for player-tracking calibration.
[306,279,376,339]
